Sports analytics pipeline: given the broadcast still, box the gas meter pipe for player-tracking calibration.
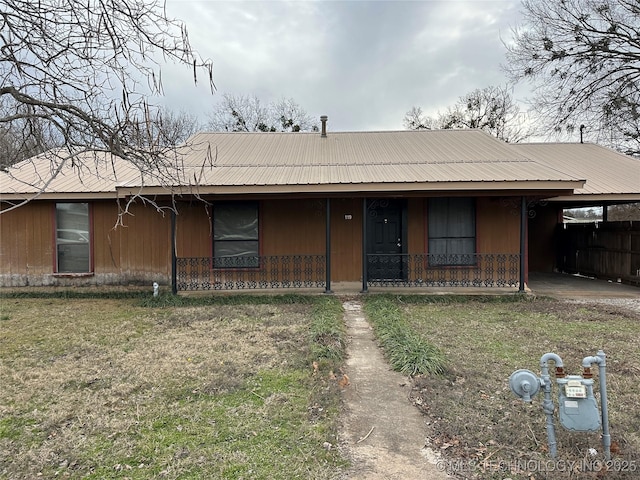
[582,350,611,461]
[539,353,564,458]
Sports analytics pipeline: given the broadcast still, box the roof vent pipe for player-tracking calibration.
[580,124,585,144]
[320,116,328,137]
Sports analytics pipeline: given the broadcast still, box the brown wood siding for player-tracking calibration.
[262,199,326,255]
[329,198,362,282]
[92,202,121,275]
[407,198,426,254]
[118,203,171,280]
[175,202,211,257]
[0,202,54,278]
[476,197,520,254]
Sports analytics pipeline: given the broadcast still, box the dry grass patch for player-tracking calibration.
[0,296,347,479]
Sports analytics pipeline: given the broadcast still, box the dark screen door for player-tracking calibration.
[366,199,406,280]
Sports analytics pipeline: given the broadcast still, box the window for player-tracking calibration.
[213,202,259,268]
[428,197,475,265]
[56,203,91,273]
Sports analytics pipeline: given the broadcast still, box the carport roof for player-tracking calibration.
[510,142,640,204]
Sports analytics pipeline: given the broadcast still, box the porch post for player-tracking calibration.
[324,198,333,294]
[361,197,368,293]
[519,196,526,293]
[171,208,177,295]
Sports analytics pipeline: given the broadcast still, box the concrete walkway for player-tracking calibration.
[338,300,450,480]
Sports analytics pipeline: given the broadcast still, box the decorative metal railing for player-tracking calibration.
[176,253,520,291]
[176,255,326,291]
[366,253,521,288]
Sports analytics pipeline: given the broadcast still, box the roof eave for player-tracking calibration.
[0,192,120,201]
[545,193,640,203]
[117,180,585,197]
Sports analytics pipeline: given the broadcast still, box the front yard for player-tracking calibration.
[0,294,347,479]
[1,292,638,480]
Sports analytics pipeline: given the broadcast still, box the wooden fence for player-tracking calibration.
[557,221,640,286]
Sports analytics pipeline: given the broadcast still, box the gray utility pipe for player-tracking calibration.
[539,353,565,458]
[582,350,611,460]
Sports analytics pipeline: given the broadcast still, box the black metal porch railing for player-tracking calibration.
[366,253,521,288]
[176,255,326,291]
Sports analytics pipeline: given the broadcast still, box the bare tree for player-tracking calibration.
[438,85,532,143]
[208,94,317,132]
[504,0,640,153]
[208,94,272,132]
[130,108,202,147]
[402,106,434,130]
[1,0,213,209]
[0,98,56,169]
[405,85,532,142]
[271,97,317,132]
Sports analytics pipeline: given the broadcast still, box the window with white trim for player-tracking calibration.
[428,197,476,265]
[213,202,259,268]
[55,203,91,273]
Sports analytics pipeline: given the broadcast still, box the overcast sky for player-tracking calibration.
[157,0,529,132]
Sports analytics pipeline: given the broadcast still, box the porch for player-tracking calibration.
[172,194,530,293]
[173,260,639,302]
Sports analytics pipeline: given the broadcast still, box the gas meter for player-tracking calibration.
[508,350,611,460]
[557,375,601,432]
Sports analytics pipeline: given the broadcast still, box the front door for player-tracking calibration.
[366,199,406,280]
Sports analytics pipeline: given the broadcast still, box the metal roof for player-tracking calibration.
[1,129,588,200]
[0,150,146,199]
[510,143,640,202]
[163,129,580,186]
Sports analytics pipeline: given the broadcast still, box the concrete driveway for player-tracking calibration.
[528,272,640,299]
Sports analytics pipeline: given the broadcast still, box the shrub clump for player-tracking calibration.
[364,296,446,376]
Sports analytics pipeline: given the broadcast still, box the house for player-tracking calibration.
[1,121,638,292]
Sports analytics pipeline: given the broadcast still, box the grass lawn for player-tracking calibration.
[0,293,347,479]
[3,291,638,480]
[364,295,640,480]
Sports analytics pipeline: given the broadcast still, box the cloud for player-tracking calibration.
[157,0,523,132]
